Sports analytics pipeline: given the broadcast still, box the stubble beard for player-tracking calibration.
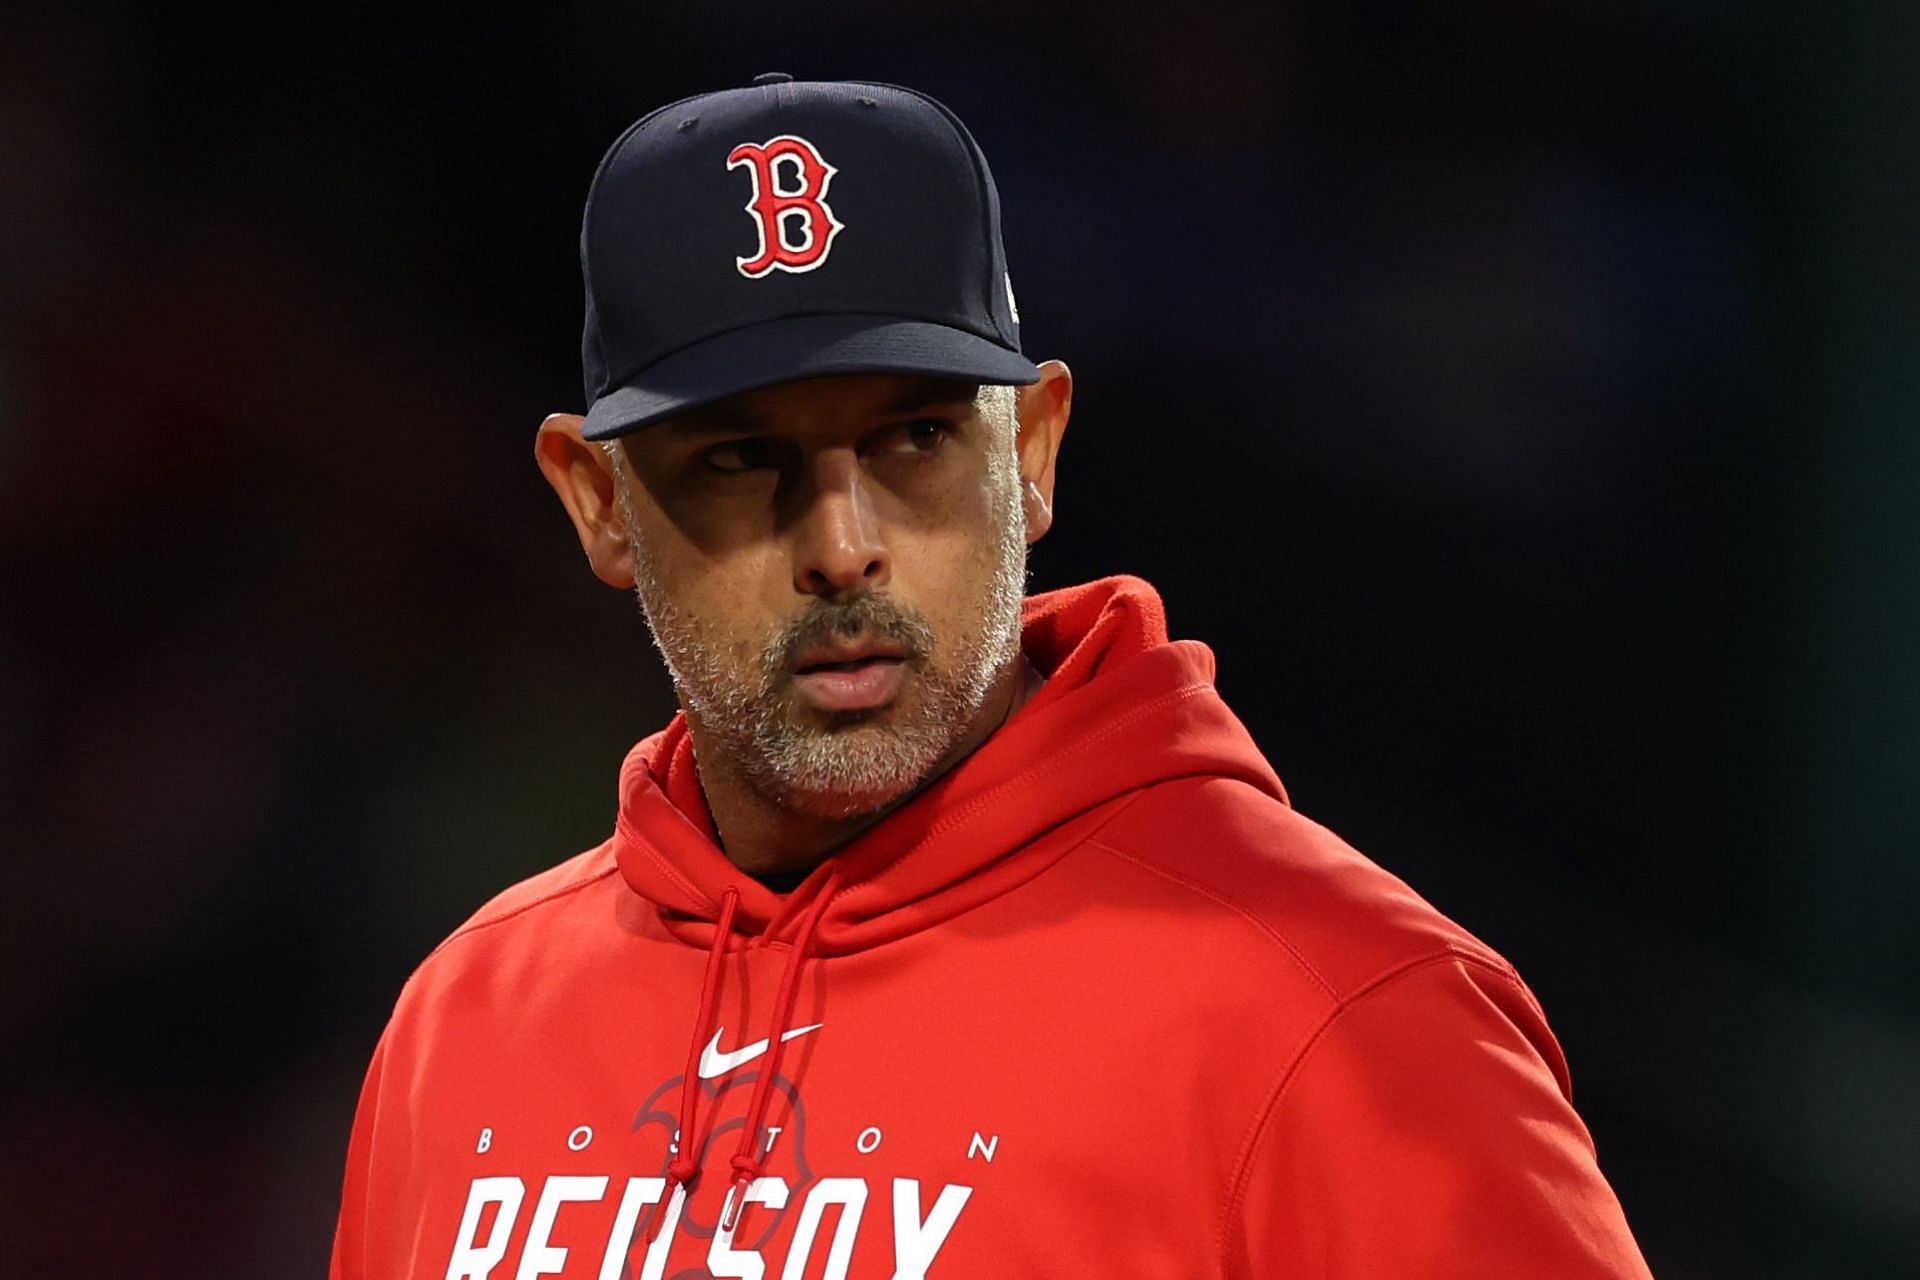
[617,410,1029,820]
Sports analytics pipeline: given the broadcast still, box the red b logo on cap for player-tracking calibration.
[726,135,846,278]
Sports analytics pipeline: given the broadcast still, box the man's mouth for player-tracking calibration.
[790,640,911,712]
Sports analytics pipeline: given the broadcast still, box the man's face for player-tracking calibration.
[607,374,1030,819]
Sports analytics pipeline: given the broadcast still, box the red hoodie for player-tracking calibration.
[330,575,1653,1279]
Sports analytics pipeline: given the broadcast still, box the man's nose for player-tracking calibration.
[792,449,890,598]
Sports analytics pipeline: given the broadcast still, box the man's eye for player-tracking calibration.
[701,438,778,473]
[876,419,955,456]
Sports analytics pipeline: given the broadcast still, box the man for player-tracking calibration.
[330,75,1654,1278]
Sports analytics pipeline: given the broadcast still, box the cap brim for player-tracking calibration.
[581,313,1042,441]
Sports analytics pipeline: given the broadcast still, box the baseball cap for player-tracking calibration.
[578,73,1040,441]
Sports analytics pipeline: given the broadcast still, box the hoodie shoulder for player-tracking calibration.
[1086,777,1517,1003]
[420,839,624,966]
[368,842,632,1097]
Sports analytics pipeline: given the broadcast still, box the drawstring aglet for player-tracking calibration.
[646,1162,696,1244]
[641,1180,674,1245]
[720,1172,755,1232]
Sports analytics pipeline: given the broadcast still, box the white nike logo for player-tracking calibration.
[697,1023,825,1079]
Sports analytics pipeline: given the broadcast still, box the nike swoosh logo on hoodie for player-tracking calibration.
[698,1023,824,1079]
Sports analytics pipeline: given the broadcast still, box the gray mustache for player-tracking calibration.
[775,594,932,667]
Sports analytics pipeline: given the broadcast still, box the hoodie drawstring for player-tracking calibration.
[655,872,845,1240]
[655,885,740,1230]
[719,869,844,1232]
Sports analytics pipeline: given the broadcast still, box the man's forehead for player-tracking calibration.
[660,374,984,437]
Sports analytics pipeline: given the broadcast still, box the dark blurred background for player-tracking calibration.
[4,0,1916,1274]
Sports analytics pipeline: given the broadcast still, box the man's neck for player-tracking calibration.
[690,654,1045,879]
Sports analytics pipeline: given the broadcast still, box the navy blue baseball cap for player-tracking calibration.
[578,74,1041,441]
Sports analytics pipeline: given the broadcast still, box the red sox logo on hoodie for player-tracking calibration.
[726,135,845,278]
[440,1050,982,1279]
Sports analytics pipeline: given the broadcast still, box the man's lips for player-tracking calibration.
[792,637,909,672]
[790,639,911,712]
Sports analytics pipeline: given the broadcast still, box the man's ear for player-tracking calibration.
[1013,359,1072,544]
[534,413,636,589]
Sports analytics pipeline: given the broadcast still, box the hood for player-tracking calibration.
[610,573,1286,955]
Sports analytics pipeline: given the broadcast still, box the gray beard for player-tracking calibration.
[623,436,1029,820]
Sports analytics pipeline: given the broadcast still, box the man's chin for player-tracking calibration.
[749,724,944,821]
[778,692,940,748]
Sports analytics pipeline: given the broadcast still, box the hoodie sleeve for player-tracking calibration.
[1224,952,1655,1279]
[328,1027,390,1280]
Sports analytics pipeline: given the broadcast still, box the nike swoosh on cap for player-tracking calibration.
[697,1023,825,1079]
